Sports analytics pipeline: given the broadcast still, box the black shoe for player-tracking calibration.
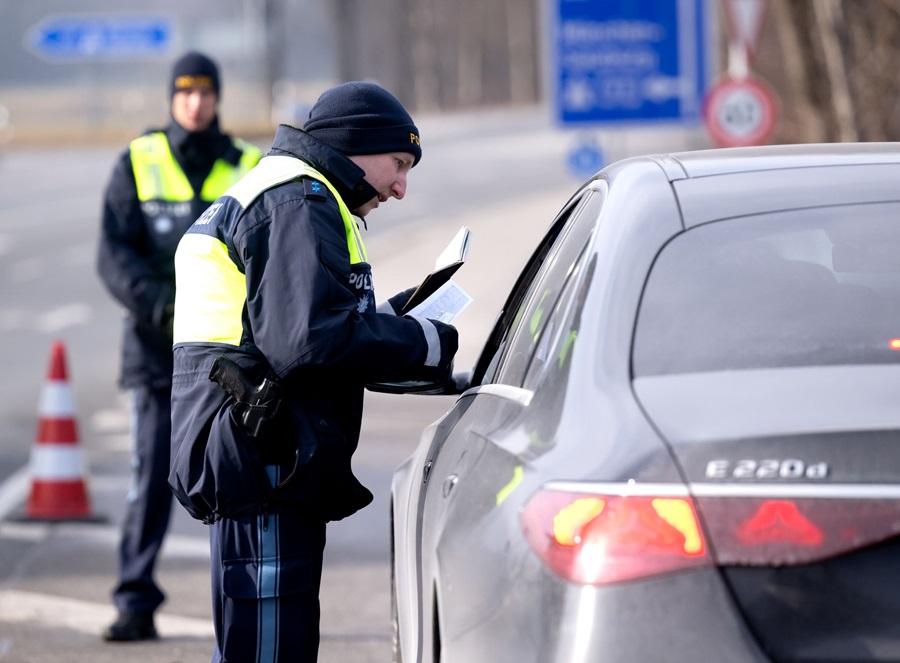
[101,612,158,642]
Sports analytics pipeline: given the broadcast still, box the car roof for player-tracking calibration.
[660,142,900,180]
[645,143,900,227]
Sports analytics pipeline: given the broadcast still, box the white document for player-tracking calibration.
[434,226,471,270]
[407,279,472,324]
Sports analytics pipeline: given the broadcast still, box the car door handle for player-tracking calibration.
[423,461,433,484]
[442,474,458,498]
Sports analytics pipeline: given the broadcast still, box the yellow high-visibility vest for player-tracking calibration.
[130,131,261,203]
[173,156,368,346]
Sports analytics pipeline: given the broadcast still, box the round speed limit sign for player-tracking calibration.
[704,76,778,147]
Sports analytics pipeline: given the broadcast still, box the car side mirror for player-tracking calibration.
[366,370,471,396]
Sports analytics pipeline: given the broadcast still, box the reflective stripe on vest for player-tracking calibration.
[225,155,368,264]
[173,155,368,346]
[129,132,261,202]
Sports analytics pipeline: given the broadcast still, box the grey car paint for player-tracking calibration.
[390,143,900,662]
[634,365,900,444]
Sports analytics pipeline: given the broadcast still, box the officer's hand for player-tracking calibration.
[385,287,418,315]
[422,318,458,380]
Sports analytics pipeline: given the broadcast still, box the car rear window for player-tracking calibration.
[633,202,900,376]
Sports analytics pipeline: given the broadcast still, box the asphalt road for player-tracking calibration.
[0,107,699,662]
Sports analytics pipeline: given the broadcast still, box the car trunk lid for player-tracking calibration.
[634,366,900,661]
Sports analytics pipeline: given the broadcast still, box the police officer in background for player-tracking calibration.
[97,51,261,642]
[169,81,458,661]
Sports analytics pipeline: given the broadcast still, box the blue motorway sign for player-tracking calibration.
[27,15,173,61]
[556,0,709,125]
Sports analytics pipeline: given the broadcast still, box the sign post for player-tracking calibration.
[704,0,778,147]
[723,0,767,62]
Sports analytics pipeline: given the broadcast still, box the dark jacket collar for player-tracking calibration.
[268,124,378,212]
[165,116,239,170]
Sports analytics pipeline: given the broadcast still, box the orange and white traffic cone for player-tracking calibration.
[20,341,102,521]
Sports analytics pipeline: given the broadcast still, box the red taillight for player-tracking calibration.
[736,500,823,547]
[524,484,900,582]
[521,487,711,585]
[695,494,900,565]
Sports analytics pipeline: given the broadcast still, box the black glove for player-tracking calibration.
[155,301,175,337]
[418,318,458,380]
[384,287,418,315]
[151,285,175,334]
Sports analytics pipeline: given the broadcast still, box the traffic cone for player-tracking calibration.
[19,341,103,521]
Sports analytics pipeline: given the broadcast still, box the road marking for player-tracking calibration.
[0,306,93,333]
[0,589,214,638]
[88,474,131,491]
[0,522,49,542]
[90,408,129,434]
[0,520,210,559]
[35,304,91,333]
[0,465,30,522]
[48,523,211,559]
[92,433,132,452]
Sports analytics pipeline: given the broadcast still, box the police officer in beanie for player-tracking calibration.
[97,51,261,642]
[168,81,458,661]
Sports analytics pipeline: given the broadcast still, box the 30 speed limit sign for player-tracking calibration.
[704,76,778,147]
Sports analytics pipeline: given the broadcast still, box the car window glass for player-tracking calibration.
[494,187,603,387]
[523,250,595,391]
[633,202,900,376]
[512,256,597,462]
[471,188,591,386]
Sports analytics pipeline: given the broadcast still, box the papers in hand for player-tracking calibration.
[406,279,472,324]
[434,226,471,270]
[400,226,472,315]
[367,229,472,394]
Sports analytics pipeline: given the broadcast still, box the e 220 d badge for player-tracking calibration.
[705,459,830,480]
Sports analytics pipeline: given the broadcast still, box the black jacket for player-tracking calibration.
[170,125,441,523]
[97,119,247,388]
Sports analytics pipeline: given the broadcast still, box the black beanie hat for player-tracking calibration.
[303,82,421,166]
[170,51,221,98]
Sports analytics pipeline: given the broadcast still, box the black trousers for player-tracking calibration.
[210,467,326,663]
[112,384,173,615]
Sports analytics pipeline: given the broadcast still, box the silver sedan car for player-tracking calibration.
[388,144,900,663]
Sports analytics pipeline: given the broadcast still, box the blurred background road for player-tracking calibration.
[0,108,696,661]
[3,0,898,660]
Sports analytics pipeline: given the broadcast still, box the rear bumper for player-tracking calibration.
[442,563,770,663]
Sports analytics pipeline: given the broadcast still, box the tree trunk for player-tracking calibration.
[507,0,537,103]
[770,0,824,141]
[409,0,440,110]
[811,0,858,141]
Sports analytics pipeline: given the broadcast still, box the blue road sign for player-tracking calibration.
[567,138,605,178]
[556,0,709,126]
[28,15,173,61]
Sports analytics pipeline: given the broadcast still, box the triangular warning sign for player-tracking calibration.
[724,0,767,57]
